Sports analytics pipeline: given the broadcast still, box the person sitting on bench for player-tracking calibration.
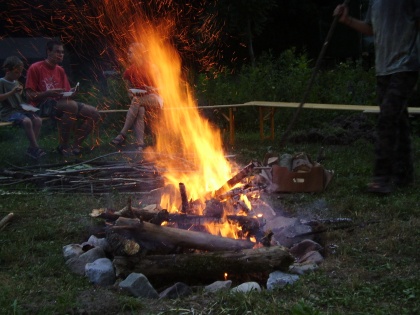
[111,42,162,151]
[0,56,46,160]
[25,39,100,156]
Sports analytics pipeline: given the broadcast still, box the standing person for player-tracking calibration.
[0,56,45,159]
[110,42,162,150]
[334,1,420,194]
[25,39,101,156]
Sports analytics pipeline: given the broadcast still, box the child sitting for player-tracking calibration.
[0,56,45,159]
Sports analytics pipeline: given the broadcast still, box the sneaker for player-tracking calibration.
[26,147,46,160]
[110,133,126,146]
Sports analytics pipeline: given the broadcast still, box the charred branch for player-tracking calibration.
[106,230,140,256]
[179,183,189,214]
[226,215,265,241]
[112,217,255,252]
[214,161,260,197]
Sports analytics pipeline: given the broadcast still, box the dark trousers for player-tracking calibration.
[374,71,418,183]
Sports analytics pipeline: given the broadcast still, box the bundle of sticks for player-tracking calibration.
[0,153,164,194]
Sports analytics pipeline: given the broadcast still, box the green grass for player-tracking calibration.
[0,122,419,314]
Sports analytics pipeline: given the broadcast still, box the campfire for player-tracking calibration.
[68,18,333,286]
[108,24,269,244]
[89,172,294,285]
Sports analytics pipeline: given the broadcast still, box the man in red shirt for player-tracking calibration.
[25,39,100,156]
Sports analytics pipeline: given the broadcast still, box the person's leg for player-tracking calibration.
[111,98,142,145]
[32,114,42,140]
[371,72,417,191]
[392,72,418,186]
[393,109,414,185]
[370,75,394,192]
[73,103,100,151]
[21,116,38,148]
[133,106,146,146]
[56,99,78,151]
[8,113,46,159]
[134,94,162,146]
[143,103,161,146]
[121,98,141,136]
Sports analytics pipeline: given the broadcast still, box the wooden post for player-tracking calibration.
[259,107,275,141]
[229,107,235,145]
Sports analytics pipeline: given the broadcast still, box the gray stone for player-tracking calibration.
[289,262,319,275]
[298,250,324,265]
[231,282,261,293]
[85,235,110,252]
[159,282,192,299]
[249,198,277,220]
[264,216,313,248]
[65,257,86,276]
[204,280,232,293]
[289,239,323,260]
[85,258,116,286]
[65,247,106,276]
[267,271,299,290]
[62,244,84,261]
[119,273,159,299]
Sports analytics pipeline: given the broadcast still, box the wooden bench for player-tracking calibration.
[242,101,420,145]
[0,121,15,128]
[95,102,420,145]
[0,117,49,128]
[362,108,420,115]
[191,102,380,144]
[5,103,418,147]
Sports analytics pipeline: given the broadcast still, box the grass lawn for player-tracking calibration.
[0,120,419,315]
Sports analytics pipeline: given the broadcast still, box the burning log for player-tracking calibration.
[92,207,265,241]
[111,217,255,252]
[91,206,167,223]
[202,198,224,218]
[214,161,260,197]
[179,183,189,214]
[113,245,294,283]
[226,215,264,241]
[217,186,261,201]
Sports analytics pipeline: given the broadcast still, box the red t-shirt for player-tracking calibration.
[25,61,71,106]
[123,63,154,89]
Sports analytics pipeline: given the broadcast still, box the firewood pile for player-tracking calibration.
[89,196,295,284]
[0,152,164,194]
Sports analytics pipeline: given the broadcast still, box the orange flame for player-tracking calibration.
[132,22,234,213]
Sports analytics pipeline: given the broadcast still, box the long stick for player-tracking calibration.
[279,0,351,148]
[0,212,14,230]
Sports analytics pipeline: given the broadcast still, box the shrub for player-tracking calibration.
[195,48,377,132]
